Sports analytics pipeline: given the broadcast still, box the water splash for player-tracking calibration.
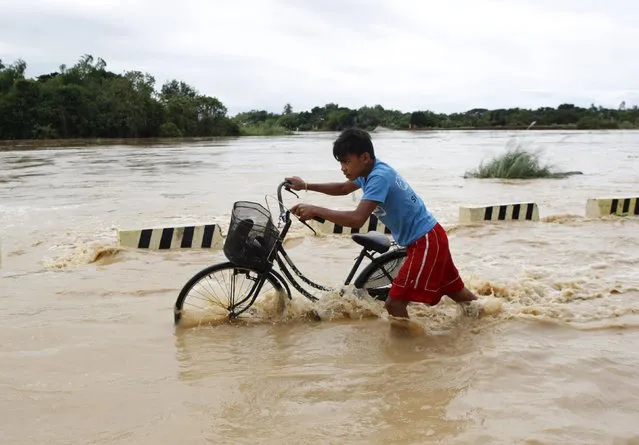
[43,242,124,270]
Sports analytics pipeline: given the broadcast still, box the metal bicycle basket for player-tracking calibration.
[223,201,280,271]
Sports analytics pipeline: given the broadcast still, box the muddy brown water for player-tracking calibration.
[1,130,638,444]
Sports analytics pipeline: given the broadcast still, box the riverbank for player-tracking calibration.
[3,127,639,151]
[0,136,242,151]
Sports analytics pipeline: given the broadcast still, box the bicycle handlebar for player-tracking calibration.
[276,181,317,236]
[277,181,294,216]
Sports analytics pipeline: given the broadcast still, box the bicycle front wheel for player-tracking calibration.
[174,262,290,326]
[353,248,407,301]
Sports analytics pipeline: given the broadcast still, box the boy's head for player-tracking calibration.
[332,128,376,180]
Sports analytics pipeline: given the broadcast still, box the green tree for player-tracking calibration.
[0,54,239,140]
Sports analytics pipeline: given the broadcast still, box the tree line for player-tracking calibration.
[1,55,638,140]
[0,55,239,140]
[239,102,639,133]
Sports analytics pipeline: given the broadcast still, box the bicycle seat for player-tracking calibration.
[351,231,391,253]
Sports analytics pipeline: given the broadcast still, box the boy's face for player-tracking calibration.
[337,153,372,180]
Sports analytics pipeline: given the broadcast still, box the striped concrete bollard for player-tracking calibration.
[459,203,539,223]
[117,224,224,250]
[312,214,392,235]
[585,197,639,218]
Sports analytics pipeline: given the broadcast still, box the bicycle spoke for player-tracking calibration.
[189,282,226,311]
[188,289,219,306]
[216,268,231,308]
[174,262,288,326]
[200,272,224,307]
[200,274,227,308]
[184,296,224,310]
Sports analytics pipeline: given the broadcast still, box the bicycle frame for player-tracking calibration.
[225,181,399,316]
[270,220,393,302]
[267,181,398,301]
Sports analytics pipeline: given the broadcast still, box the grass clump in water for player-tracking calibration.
[465,141,557,179]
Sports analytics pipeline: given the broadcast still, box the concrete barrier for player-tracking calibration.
[312,214,392,235]
[586,197,639,218]
[117,224,223,250]
[459,203,539,223]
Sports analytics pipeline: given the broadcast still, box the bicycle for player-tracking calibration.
[173,181,408,325]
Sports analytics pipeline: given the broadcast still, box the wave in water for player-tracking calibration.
[174,273,639,334]
[43,242,124,270]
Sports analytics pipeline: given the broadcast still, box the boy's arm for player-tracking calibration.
[291,174,389,228]
[284,176,359,196]
[309,200,379,228]
[308,180,360,196]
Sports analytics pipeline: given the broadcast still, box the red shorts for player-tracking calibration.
[388,223,464,305]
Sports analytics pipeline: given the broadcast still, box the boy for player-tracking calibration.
[287,128,477,320]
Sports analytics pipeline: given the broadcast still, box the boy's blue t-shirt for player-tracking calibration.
[353,159,437,246]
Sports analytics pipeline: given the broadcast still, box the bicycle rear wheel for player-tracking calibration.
[353,249,407,301]
[174,262,290,326]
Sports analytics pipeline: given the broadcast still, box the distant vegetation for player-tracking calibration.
[244,102,639,133]
[465,143,554,179]
[0,55,240,140]
[1,54,638,140]
[464,141,585,179]
[236,121,292,136]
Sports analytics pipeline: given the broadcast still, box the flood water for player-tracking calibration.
[1,130,639,444]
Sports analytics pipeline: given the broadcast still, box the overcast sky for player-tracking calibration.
[1,0,637,115]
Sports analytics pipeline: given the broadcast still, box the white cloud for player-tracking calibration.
[1,0,637,115]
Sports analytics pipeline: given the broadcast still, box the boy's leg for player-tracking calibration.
[440,259,477,304]
[447,287,478,303]
[424,224,477,304]
[385,287,476,319]
[436,224,478,305]
[384,236,423,320]
[384,232,440,319]
[383,224,478,322]
[385,296,410,319]
[384,223,477,319]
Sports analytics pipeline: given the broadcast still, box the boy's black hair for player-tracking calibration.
[332,128,375,161]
